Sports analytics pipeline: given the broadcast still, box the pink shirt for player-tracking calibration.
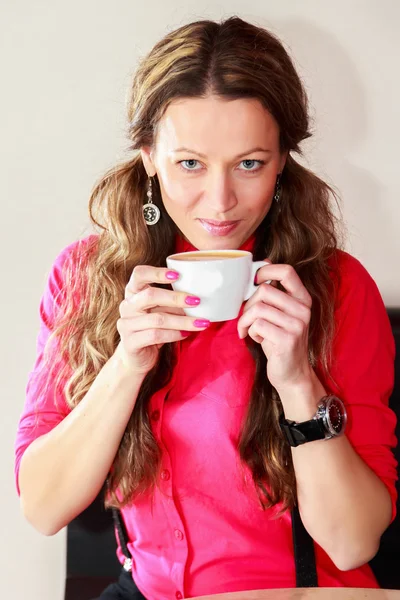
[15,235,397,599]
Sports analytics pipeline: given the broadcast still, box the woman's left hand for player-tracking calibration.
[237,260,314,393]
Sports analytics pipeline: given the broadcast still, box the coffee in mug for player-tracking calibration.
[166,249,270,322]
[171,251,245,261]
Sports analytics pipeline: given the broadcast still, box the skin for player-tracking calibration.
[141,95,286,252]
[116,94,392,570]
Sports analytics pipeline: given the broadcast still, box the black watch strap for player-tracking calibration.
[280,417,326,447]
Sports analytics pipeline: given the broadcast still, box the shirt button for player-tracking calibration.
[174,529,184,541]
[175,592,183,599]
[161,469,170,481]
[151,409,160,421]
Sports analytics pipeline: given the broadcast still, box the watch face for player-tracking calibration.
[325,397,347,435]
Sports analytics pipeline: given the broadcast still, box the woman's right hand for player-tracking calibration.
[115,265,210,375]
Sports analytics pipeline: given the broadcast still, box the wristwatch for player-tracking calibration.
[280,394,347,447]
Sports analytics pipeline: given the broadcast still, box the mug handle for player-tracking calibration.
[244,260,272,301]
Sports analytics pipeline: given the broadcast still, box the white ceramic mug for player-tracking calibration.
[166,249,270,322]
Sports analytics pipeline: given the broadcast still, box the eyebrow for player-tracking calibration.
[171,146,272,158]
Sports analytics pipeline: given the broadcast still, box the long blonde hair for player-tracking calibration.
[44,16,342,511]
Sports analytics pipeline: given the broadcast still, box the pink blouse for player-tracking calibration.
[15,235,397,599]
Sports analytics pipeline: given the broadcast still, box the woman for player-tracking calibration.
[15,16,397,600]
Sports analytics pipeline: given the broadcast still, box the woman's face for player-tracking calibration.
[141,95,287,250]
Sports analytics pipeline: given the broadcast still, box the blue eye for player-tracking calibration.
[240,159,265,171]
[179,159,201,171]
[178,158,265,172]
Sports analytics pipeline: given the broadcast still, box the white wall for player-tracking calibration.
[1,2,399,599]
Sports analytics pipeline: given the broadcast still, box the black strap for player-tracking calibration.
[291,504,318,587]
[112,508,132,567]
[112,505,318,587]
[280,418,325,447]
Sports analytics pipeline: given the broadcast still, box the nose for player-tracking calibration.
[204,170,238,214]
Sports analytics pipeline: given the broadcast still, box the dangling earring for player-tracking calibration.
[143,177,161,226]
[273,173,282,203]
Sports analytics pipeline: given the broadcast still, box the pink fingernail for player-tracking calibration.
[166,270,179,280]
[194,319,210,328]
[185,296,201,306]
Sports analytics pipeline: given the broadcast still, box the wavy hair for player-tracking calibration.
[45,16,343,511]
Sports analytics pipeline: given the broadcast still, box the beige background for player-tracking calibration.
[1,1,399,599]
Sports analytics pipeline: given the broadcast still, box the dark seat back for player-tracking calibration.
[65,490,120,599]
[65,309,400,599]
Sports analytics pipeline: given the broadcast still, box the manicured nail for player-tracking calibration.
[185,296,201,306]
[180,331,191,337]
[194,319,210,328]
[166,270,179,280]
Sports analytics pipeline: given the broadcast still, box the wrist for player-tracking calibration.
[277,370,327,422]
[110,344,148,384]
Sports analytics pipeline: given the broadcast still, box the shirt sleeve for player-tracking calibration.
[318,250,398,522]
[14,237,95,495]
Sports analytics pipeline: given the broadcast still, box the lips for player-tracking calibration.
[198,219,240,236]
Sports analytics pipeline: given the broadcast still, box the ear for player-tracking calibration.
[140,146,157,177]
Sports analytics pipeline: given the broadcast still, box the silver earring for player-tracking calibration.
[143,177,161,226]
[273,174,282,203]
